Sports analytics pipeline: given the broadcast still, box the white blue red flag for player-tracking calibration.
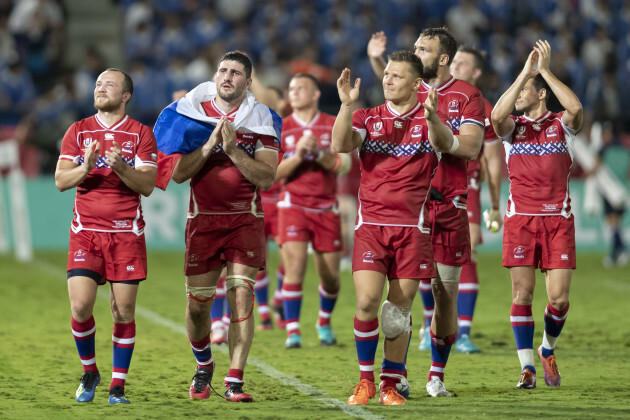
[153,81,282,189]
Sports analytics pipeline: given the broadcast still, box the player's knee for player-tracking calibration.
[380,300,411,339]
[548,297,569,311]
[356,295,380,318]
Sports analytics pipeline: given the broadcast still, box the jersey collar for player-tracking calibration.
[95,114,128,130]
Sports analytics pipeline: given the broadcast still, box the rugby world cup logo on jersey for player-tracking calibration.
[448,100,459,113]
[74,249,87,262]
[516,125,526,139]
[513,246,526,259]
[83,137,93,148]
[362,251,376,263]
[105,133,114,140]
[121,141,134,154]
[320,133,331,146]
[370,121,383,137]
[546,125,558,137]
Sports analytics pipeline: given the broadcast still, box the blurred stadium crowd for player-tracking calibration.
[1,0,629,174]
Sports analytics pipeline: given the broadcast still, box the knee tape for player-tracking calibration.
[380,300,411,339]
[186,285,216,302]
[226,275,255,293]
[432,264,462,285]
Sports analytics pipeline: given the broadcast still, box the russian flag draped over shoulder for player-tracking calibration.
[153,81,282,190]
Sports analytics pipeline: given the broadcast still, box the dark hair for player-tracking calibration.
[217,51,253,79]
[291,73,320,90]
[419,26,458,66]
[457,46,486,71]
[387,50,424,78]
[532,73,553,105]
[104,68,134,97]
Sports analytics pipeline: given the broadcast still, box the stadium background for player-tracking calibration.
[1,0,628,253]
[1,2,630,418]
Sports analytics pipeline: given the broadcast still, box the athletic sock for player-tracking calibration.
[419,279,434,328]
[189,334,214,371]
[428,330,456,382]
[225,368,244,388]
[317,283,339,327]
[511,303,535,372]
[457,261,479,337]
[71,316,98,373]
[282,283,302,336]
[541,302,569,357]
[254,270,271,322]
[354,316,379,383]
[273,265,285,307]
[380,359,406,390]
[111,321,135,390]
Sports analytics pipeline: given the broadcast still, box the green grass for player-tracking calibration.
[1,250,629,419]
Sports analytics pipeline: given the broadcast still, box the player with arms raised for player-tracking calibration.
[491,40,582,389]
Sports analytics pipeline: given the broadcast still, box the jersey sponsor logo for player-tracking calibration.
[411,125,423,138]
[247,251,255,257]
[561,254,569,260]
[320,133,331,146]
[287,225,298,237]
[546,125,558,137]
[121,141,134,154]
[362,251,376,263]
[455,251,462,258]
[126,265,135,271]
[532,123,541,131]
[513,246,526,259]
[112,219,132,229]
[188,254,199,267]
[74,249,87,262]
[419,263,428,270]
[394,120,403,129]
[448,100,459,113]
[542,203,558,212]
[105,133,114,140]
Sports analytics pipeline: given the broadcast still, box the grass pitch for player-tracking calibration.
[0,250,629,419]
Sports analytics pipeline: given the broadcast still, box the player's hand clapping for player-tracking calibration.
[533,39,551,74]
[423,87,439,122]
[337,68,361,106]
[202,117,224,157]
[105,141,126,172]
[221,116,238,155]
[296,132,318,159]
[82,140,100,173]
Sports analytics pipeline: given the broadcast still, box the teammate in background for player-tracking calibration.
[55,68,158,404]
[368,27,485,396]
[334,51,456,406]
[276,73,350,348]
[250,82,289,330]
[586,120,629,267]
[168,52,281,402]
[491,40,582,389]
[448,46,502,353]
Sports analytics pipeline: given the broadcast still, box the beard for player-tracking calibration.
[422,57,439,80]
[94,96,120,112]
[217,85,244,102]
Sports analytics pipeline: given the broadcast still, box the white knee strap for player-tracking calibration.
[226,274,255,292]
[186,285,217,302]
[432,264,462,285]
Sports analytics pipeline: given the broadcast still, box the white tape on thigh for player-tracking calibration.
[226,274,255,291]
[432,264,462,284]
[186,285,217,300]
[380,300,411,339]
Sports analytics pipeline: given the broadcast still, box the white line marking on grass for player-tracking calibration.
[37,259,384,420]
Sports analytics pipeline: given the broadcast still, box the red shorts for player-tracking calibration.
[352,224,435,279]
[278,206,343,252]
[502,214,576,270]
[184,213,266,275]
[428,200,471,266]
[67,229,147,283]
[262,200,279,240]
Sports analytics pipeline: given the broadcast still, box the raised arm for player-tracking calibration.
[492,49,539,138]
[367,31,387,80]
[171,118,224,183]
[534,40,583,132]
[221,117,277,190]
[423,87,473,155]
[55,140,101,192]
[332,68,363,153]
